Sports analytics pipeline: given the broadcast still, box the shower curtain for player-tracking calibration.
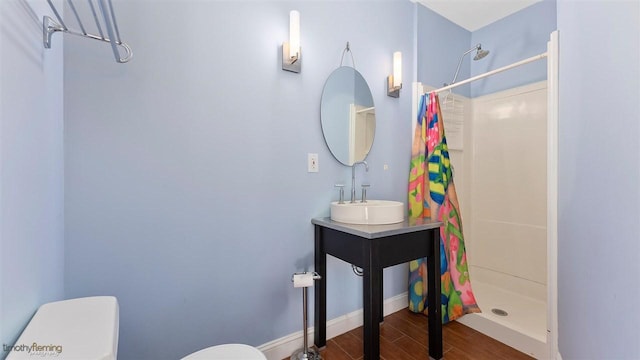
[408,92,480,323]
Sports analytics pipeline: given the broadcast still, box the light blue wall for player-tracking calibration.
[470,0,556,97]
[416,4,472,97]
[557,1,640,358]
[0,0,64,357]
[63,1,415,359]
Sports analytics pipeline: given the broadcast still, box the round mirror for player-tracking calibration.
[320,66,375,166]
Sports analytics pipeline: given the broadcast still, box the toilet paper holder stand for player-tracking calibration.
[291,272,322,360]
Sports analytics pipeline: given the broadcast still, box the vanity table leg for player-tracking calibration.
[314,225,327,349]
[427,228,443,360]
[379,269,384,323]
[362,243,381,360]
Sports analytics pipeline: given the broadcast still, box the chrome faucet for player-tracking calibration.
[351,161,369,203]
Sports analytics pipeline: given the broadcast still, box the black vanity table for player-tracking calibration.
[312,217,443,360]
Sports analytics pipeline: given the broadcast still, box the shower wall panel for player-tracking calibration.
[467,81,548,301]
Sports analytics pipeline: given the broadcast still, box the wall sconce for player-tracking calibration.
[282,10,301,73]
[387,51,402,97]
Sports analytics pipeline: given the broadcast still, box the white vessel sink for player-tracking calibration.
[330,200,404,225]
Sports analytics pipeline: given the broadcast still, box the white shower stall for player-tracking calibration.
[459,82,547,359]
[413,79,550,358]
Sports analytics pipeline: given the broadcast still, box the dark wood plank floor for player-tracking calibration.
[288,309,534,360]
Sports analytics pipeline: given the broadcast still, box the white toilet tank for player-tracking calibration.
[6,296,119,360]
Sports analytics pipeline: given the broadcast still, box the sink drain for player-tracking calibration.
[491,308,509,316]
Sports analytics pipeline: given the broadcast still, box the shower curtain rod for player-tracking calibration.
[431,52,548,94]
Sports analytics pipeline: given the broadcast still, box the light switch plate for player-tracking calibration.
[308,153,318,172]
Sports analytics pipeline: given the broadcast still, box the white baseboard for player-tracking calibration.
[257,292,408,360]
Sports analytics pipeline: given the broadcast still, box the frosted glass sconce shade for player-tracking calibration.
[282,10,301,73]
[387,51,402,97]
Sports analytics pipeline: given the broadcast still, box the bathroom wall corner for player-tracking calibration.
[0,0,65,355]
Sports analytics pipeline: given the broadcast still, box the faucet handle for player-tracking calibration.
[334,184,345,204]
[361,184,370,203]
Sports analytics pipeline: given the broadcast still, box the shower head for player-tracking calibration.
[448,43,491,85]
[474,46,490,60]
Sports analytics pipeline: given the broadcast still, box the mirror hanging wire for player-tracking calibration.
[340,41,356,69]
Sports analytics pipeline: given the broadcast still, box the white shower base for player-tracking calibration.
[456,280,546,359]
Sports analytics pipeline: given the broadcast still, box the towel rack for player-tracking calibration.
[43,0,132,63]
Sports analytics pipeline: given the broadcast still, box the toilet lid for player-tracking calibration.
[181,344,266,360]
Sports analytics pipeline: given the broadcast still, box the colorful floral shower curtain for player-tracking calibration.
[408,92,480,323]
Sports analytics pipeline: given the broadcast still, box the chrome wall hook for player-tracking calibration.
[340,41,356,68]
